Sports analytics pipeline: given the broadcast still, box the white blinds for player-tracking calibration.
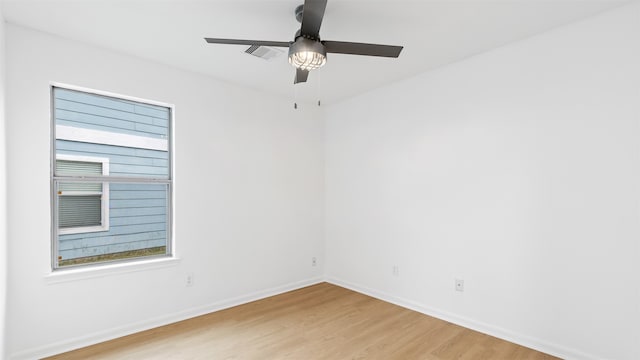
[59,195,102,228]
[56,159,102,175]
[56,160,102,192]
[56,159,104,228]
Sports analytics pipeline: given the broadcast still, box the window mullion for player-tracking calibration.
[54,176,170,183]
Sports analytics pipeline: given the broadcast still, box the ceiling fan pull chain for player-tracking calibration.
[293,80,299,110]
[316,69,321,106]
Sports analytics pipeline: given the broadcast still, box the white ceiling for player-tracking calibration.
[1,0,630,104]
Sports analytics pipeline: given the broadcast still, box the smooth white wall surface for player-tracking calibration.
[0,7,7,360]
[5,24,324,359]
[325,3,639,360]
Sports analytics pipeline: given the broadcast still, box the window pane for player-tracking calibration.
[57,182,169,268]
[54,88,170,179]
[59,195,102,228]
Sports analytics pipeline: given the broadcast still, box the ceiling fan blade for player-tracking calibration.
[204,38,291,47]
[323,41,403,57]
[300,0,328,38]
[294,68,310,84]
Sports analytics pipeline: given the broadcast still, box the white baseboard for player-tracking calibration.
[11,276,600,360]
[326,277,599,360]
[10,277,324,360]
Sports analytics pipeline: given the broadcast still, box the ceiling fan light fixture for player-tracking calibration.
[288,38,327,71]
[289,51,326,70]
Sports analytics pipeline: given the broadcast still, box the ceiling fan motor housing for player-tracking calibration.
[295,4,305,24]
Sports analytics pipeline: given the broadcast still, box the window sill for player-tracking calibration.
[45,256,180,284]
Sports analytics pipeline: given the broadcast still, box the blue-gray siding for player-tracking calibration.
[54,88,170,261]
[57,140,168,178]
[58,183,168,260]
[54,88,169,139]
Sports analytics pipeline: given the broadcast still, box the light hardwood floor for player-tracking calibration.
[46,283,558,359]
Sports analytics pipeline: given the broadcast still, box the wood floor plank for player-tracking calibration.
[44,283,558,360]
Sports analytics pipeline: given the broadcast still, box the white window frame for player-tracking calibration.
[56,154,110,235]
[51,83,174,271]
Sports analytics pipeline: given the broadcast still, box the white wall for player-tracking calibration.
[325,3,640,360]
[4,24,324,359]
[0,6,7,360]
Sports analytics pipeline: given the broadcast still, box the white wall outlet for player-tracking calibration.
[186,273,194,287]
[455,278,464,292]
[312,257,317,267]
[392,265,399,277]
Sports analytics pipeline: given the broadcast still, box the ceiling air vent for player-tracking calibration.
[244,45,284,61]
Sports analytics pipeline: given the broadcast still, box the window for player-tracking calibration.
[52,85,173,269]
[56,155,110,235]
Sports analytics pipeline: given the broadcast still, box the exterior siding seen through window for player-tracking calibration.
[51,86,173,269]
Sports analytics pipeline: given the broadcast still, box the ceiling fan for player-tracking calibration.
[204,0,403,84]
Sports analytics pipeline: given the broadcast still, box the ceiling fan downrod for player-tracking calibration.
[295,4,304,24]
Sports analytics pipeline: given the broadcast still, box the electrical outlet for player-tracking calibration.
[312,257,317,267]
[186,273,194,287]
[455,278,464,292]
[392,265,399,277]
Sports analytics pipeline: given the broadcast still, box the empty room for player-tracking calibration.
[0,0,638,359]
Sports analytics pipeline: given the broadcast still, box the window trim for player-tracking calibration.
[51,82,175,271]
[56,154,110,235]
